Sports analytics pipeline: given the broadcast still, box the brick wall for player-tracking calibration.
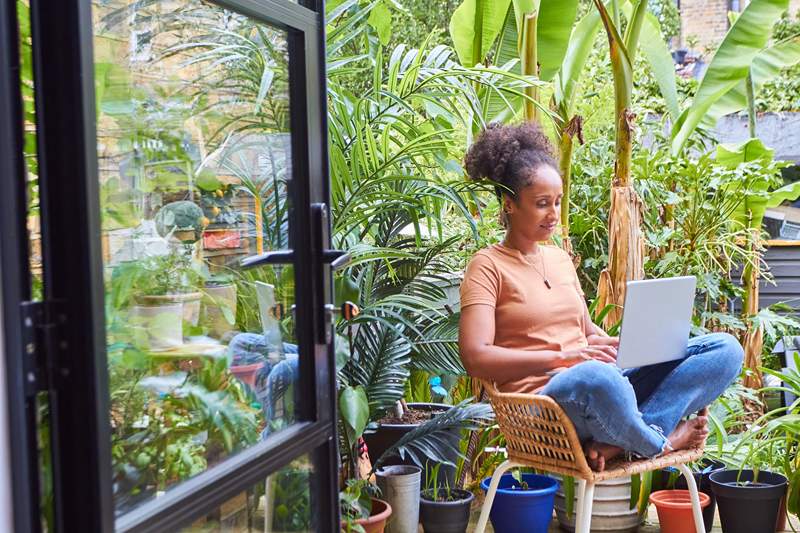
[679,0,800,52]
[679,0,731,51]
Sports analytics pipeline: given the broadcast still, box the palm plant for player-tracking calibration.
[327,1,522,475]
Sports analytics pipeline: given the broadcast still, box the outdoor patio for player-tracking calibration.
[7,0,800,531]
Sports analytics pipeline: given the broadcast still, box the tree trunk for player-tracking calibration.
[597,185,645,328]
[742,230,763,391]
[558,129,574,255]
[520,12,539,121]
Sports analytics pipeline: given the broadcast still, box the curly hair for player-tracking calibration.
[464,121,558,201]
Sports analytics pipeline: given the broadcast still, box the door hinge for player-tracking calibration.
[20,300,67,396]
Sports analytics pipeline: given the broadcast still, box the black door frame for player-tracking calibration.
[27,0,338,530]
[0,1,41,531]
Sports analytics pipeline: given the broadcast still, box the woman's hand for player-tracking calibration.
[586,334,619,348]
[561,343,617,366]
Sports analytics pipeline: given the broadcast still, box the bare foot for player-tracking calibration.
[666,415,709,452]
[585,441,623,472]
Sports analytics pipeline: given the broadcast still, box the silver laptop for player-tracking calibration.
[615,276,696,369]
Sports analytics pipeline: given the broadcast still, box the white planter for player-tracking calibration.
[138,292,202,326]
[130,303,184,351]
[554,476,642,532]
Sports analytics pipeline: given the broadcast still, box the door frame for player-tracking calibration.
[28,0,338,530]
[0,1,40,531]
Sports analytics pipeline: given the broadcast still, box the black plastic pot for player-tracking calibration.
[419,488,474,533]
[660,460,725,533]
[363,403,459,487]
[710,469,787,533]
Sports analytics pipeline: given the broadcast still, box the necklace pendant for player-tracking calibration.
[544,279,552,289]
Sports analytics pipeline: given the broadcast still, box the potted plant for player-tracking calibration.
[340,479,392,533]
[364,401,461,487]
[479,469,559,533]
[710,469,787,533]
[419,464,474,533]
[111,254,202,351]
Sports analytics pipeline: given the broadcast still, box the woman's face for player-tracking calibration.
[505,164,563,241]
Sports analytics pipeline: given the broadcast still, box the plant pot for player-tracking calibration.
[229,362,264,388]
[363,403,458,487]
[139,291,202,326]
[554,476,641,532]
[375,465,421,533]
[479,473,558,533]
[201,283,237,337]
[649,490,710,533]
[662,459,725,533]
[341,497,392,533]
[419,488,474,533]
[130,303,184,351]
[710,469,788,533]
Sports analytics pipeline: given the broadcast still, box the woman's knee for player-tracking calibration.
[567,360,628,398]
[705,332,744,377]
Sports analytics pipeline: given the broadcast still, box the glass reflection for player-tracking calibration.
[91,0,298,513]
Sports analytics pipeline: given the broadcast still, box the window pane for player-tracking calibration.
[91,0,300,514]
[179,455,315,532]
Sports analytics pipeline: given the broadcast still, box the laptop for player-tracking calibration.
[615,276,697,369]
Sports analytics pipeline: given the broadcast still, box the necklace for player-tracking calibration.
[504,242,551,289]
[526,250,552,289]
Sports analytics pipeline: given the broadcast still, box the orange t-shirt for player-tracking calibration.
[459,243,588,393]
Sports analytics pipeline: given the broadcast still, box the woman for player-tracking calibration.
[458,122,743,471]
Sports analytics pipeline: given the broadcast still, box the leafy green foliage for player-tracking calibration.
[373,399,494,469]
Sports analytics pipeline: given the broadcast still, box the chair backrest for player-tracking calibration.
[481,380,593,479]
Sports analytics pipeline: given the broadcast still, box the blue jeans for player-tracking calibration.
[541,332,744,457]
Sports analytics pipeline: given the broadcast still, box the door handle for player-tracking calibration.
[240,250,295,269]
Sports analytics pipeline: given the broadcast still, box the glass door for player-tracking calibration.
[29,0,338,530]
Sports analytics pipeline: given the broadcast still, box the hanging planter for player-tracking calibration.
[710,469,787,533]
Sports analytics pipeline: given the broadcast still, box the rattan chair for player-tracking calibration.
[475,380,706,533]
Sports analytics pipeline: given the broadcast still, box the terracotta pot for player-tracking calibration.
[650,490,710,533]
[229,362,264,388]
[341,498,392,533]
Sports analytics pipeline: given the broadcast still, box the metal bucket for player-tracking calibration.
[554,476,642,532]
[375,465,421,533]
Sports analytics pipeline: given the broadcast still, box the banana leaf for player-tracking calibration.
[671,0,790,155]
[700,32,800,129]
[511,0,579,81]
[552,7,603,119]
[449,0,512,67]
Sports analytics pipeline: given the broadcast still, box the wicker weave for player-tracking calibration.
[482,380,704,482]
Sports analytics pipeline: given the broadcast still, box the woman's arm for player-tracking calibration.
[459,303,615,383]
[583,302,607,337]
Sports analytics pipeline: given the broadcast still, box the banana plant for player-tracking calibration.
[715,138,800,389]
[670,0,796,156]
[591,0,650,328]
